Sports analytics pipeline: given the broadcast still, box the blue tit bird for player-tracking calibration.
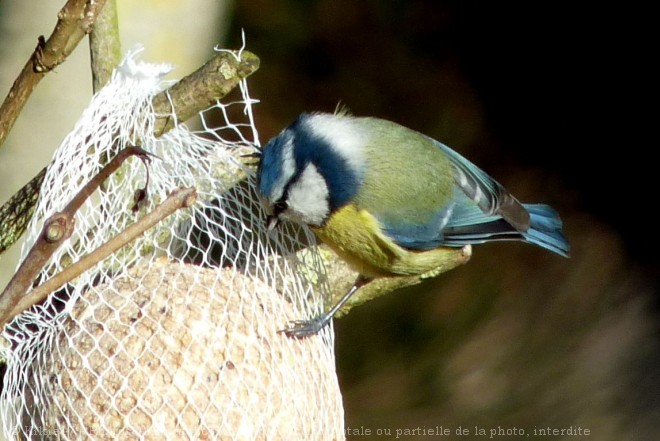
[256,111,569,337]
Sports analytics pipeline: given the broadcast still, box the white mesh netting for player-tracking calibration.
[0,49,344,440]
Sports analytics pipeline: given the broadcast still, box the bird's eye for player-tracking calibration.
[273,200,288,215]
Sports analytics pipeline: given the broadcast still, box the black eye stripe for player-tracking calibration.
[276,167,301,213]
[273,200,288,215]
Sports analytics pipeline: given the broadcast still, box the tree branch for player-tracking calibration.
[151,50,260,135]
[89,0,121,92]
[0,146,152,325]
[0,0,108,148]
[2,187,196,328]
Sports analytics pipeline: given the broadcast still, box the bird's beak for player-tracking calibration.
[266,215,279,234]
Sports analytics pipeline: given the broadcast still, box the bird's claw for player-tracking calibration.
[279,314,331,338]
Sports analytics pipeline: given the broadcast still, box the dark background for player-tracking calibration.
[228,2,658,440]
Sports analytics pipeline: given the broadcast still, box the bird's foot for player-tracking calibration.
[279,313,332,338]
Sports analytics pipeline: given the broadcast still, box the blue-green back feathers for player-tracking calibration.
[353,117,569,257]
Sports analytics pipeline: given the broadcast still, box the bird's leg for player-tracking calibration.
[281,275,371,338]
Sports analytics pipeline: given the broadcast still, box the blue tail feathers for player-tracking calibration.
[440,203,569,257]
[521,204,569,257]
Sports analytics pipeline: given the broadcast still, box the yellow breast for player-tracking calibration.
[312,204,464,278]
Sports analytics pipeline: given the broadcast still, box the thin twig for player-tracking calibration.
[0,0,108,148]
[4,187,196,326]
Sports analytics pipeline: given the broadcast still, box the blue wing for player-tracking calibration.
[379,139,569,257]
[431,139,532,231]
[380,204,455,250]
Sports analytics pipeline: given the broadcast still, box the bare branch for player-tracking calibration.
[89,0,121,92]
[0,0,108,147]
[0,146,151,325]
[3,187,196,327]
[152,50,260,135]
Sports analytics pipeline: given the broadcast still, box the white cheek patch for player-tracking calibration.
[286,163,330,226]
[303,114,366,176]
